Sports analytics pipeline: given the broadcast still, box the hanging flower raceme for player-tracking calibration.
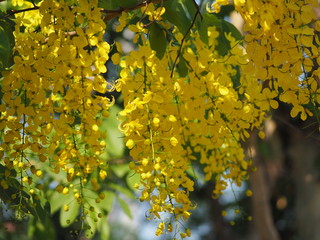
[212,0,320,122]
[116,4,269,234]
[116,43,195,232]
[0,0,113,224]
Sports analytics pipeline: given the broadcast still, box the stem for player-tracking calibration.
[170,7,200,78]
[4,6,39,18]
[102,0,167,22]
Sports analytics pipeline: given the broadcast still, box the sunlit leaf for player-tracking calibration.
[50,190,68,214]
[101,105,125,158]
[99,190,116,212]
[85,209,99,238]
[59,196,80,227]
[110,163,130,178]
[117,196,132,219]
[0,1,7,12]
[109,182,135,199]
[126,169,140,191]
[98,216,110,240]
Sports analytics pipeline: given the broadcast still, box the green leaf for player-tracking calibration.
[203,13,221,26]
[25,0,42,4]
[125,170,140,191]
[0,20,14,70]
[149,23,167,59]
[28,215,56,240]
[199,13,242,55]
[59,197,80,227]
[33,196,51,224]
[197,13,220,45]
[99,190,116,212]
[117,196,132,219]
[215,31,230,56]
[163,0,191,35]
[0,1,7,12]
[98,216,110,240]
[99,0,119,9]
[118,0,136,8]
[85,207,99,238]
[109,182,135,199]
[176,57,189,77]
[196,18,208,45]
[231,65,241,89]
[221,19,242,41]
[201,13,229,55]
[100,0,136,9]
[184,0,198,19]
[110,163,129,178]
[215,5,235,18]
[49,190,65,214]
[215,19,242,56]
[101,105,124,158]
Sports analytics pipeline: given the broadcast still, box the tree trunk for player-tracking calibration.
[289,136,320,240]
[250,133,281,240]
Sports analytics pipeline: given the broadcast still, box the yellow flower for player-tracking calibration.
[126,139,135,149]
[99,169,107,180]
[63,205,69,212]
[170,137,178,147]
[246,189,253,197]
[62,187,69,195]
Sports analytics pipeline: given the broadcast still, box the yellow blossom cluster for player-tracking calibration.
[0,0,112,213]
[114,0,320,236]
[212,0,320,121]
[115,9,270,234]
[1,0,319,238]
[116,43,195,224]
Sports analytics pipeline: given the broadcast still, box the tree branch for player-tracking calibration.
[4,6,39,18]
[102,0,167,22]
[170,7,200,78]
[2,0,166,21]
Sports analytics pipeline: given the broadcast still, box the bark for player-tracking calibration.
[289,136,320,240]
[250,132,281,240]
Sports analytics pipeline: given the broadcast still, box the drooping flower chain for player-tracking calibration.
[212,0,320,121]
[115,6,272,235]
[0,0,112,218]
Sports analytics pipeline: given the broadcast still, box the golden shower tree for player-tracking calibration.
[0,0,319,239]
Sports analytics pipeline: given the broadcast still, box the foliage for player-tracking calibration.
[0,0,319,239]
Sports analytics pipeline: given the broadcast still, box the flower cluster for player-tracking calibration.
[116,43,195,232]
[116,16,267,237]
[115,0,320,236]
[1,0,319,238]
[0,0,112,222]
[212,0,320,121]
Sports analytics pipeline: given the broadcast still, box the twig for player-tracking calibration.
[2,0,166,21]
[192,0,203,20]
[170,8,200,78]
[102,0,167,22]
[4,6,39,18]
[273,115,320,143]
